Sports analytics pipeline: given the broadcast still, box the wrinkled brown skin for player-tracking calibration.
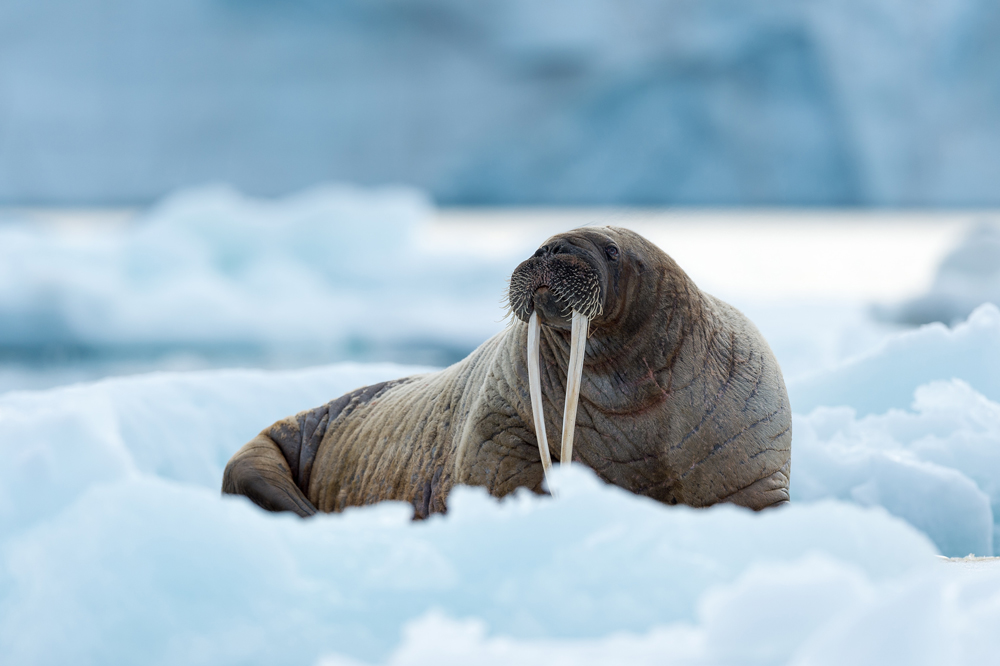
[222,227,791,518]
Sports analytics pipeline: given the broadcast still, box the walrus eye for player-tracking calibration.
[605,245,619,260]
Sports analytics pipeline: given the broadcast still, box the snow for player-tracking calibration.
[0,184,486,347]
[878,222,1000,326]
[3,187,978,394]
[2,297,1000,662]
[318,560,1000,666]
[0,186,521,391]
[3,187,1000,660]
[3,0,1000,206]
[0,468,943,665]
[789,303,1000,416]
[788,305,1000,557]
[792,380,997,558]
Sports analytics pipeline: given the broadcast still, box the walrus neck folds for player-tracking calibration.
[520,250,704,491]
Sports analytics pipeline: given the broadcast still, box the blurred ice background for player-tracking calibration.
[4,1,1000,664]
[2,0,1000,206]
[0,190,983,393]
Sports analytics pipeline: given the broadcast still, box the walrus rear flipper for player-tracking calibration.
[223,401,338,516]
[222,433,318,517]
[723,460,791,511]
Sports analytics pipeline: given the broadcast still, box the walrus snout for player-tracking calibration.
[507,253,603,324]
[531,286,572,329]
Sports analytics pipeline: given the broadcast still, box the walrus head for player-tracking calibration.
[507,232,610,328]
[506,227,647,488]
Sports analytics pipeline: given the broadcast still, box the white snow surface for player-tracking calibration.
[2,186,922,394]
[878,222,1000,326]
[0,185,510,350]
[3,305,1000,663]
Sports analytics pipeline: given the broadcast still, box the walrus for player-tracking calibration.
[222,226,791,517]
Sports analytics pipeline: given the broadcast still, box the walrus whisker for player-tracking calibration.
[527,311,555,490]
[560,309,588,467]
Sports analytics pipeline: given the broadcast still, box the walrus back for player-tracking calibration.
[221,379,411,517]
[304,374,457,515]
[268,379,411,496]
[559,288,792,511]
[283,336,511,517]
[671,295,791,509]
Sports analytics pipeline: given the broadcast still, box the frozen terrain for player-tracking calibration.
[878,222,1000,326]
[0,186,518,391]
[0,185,976,393]
[3,0,1000,206]
[3,273,1000,660]
[2,304,1000,663]
[3,187,1000,663]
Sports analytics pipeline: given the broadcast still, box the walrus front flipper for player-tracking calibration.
[222,433,318,517]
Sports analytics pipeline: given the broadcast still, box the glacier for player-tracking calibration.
[2,0,999,205]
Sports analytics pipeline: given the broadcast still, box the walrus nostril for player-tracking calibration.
[534,243,568,258]
[531,286,572,326]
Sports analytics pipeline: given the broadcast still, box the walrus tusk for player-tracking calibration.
[560,309,588,466]
[527,311,554,487]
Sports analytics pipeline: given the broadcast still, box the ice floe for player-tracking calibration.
[2,301,1000,662]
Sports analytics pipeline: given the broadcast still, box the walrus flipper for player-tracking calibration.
[222,433,318,517]
[722,460,791,510]
[222,400,341,516]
